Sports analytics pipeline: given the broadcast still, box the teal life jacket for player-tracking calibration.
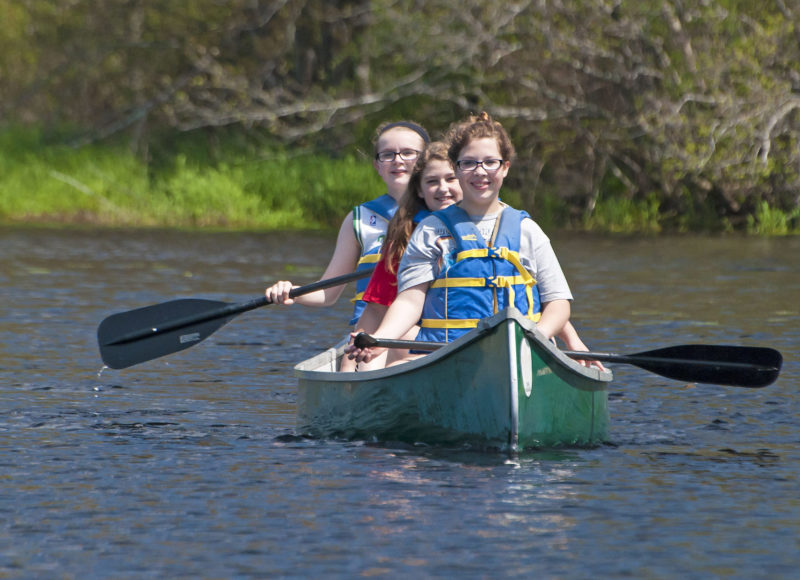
[416,205,542,343]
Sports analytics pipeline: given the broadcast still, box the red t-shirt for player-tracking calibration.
[362,251,399,306]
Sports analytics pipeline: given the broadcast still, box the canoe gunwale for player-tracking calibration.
[294,307,613,387]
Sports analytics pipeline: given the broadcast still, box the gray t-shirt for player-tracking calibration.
[397,205,573,304]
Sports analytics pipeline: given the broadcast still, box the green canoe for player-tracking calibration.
[294,308,613,452]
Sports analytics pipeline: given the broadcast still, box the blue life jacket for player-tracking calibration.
[416,205,542,343]
[350,194,397,324]
[413,208,432,224]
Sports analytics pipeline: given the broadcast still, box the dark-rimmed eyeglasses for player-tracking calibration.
[375,149,420,163]
[456,158,504,172]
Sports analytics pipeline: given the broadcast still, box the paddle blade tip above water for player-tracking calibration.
[633,344,783,388]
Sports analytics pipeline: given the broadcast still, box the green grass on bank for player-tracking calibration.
[0,128,384,230]
[1,128,798,234]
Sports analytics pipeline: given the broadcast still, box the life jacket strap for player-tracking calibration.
[454,247,535,280]
[357,253,381,266]
[420,312,542,329]
[420,318,481,329]
[430,277,485,288]
[430,275,531,289]
[486,275,531,289]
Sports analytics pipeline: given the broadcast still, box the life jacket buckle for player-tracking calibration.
[488,247,505,259]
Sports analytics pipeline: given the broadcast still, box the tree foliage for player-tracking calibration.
[2,0,799,230]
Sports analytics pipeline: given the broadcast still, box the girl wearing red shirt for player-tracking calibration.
[356,141,462,368]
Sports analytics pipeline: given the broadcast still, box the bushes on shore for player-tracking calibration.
[1,127,797,234]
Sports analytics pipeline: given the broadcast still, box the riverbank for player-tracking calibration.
[0,128,382,231]
[2,128,798,234]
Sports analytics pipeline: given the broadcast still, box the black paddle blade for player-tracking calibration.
[98,298,234,369]
[629,344,783,388]
[96,268,376,370]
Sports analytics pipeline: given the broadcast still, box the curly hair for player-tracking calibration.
[446,111,515,165]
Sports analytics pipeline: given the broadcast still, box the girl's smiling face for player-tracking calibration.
[373,128,427,198]
[455,137,510,215]
[418,159,462,211]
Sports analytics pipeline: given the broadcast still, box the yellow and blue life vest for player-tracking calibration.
[350,194,398,324]
[416,205,542,343]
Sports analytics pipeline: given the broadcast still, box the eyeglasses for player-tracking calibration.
[375,149,420,163]
[456,158,504,172]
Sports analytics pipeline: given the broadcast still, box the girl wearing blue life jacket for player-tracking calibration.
[265,121,429,371]
[347,112,590,367]
[349,136,603,371]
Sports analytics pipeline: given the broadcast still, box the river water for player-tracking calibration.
[1,227,798,578]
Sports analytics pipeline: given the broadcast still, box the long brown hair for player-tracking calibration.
[383,141,452,274]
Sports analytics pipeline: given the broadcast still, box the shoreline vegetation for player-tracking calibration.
[6,3,800,237]
[2,128,798,236]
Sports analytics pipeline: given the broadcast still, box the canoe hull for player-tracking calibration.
[294,308,612,451]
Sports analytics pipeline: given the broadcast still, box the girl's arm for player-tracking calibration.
[557,320,606,370]
[536,299,571,340]
[557,320,584,349]
[265,213,361,306]
[346,282,429,363]
[353,302,389,336]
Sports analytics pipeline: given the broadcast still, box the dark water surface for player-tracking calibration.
[2,227,798,578]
